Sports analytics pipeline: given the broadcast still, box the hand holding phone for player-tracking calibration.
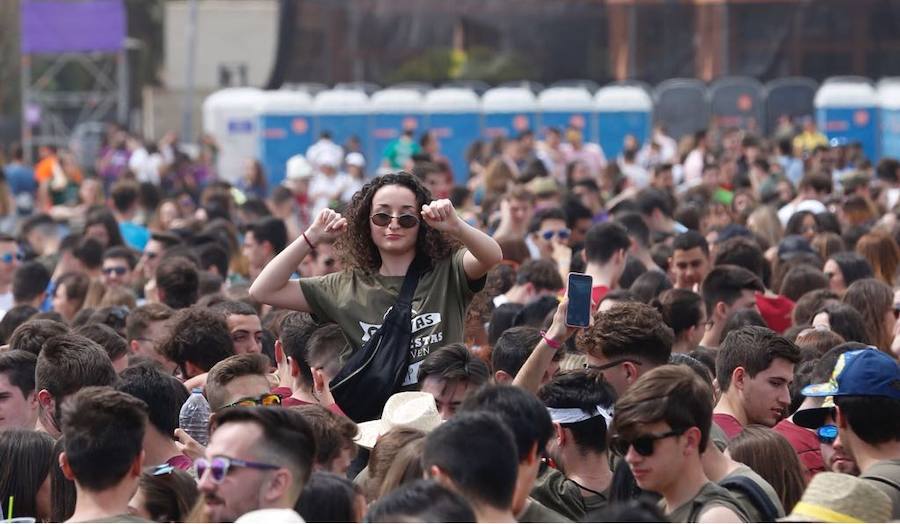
[566,272,593,328]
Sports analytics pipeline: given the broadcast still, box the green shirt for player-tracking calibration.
[862,459,900,519]
[517,498,572,523]
[382,137,422,169]
[665,482,750,523]
[531,467,608,522]
[721,464,785,522]
[299,249,483,385]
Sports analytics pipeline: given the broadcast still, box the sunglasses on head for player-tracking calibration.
[222,393,282,410]
[151,463,174,476]
[0,252,23,264]
[610,428,686,457]
[817,424,838,445]
[195,456,279,484]
[102,266,129,276]
[541,229,571,241]
[370,213,419,228]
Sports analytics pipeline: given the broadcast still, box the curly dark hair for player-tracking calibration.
[335,172,458,272]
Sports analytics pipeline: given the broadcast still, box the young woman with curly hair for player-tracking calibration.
[250,172,502,386]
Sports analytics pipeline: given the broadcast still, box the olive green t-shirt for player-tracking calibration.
[299,249,483,386]
[665,481,750,523]
[862,459,900,519]
[531,467,608,522]
[517,498,573,523]
[721,464,785,522]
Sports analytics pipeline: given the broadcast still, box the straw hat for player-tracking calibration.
[780,472,892,522]
[355,391,442,449]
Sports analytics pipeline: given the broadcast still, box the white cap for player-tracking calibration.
[317,148,343,168]
[285,155,313,180]
[345,152,366,168]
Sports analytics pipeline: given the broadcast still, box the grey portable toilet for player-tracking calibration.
[709,76,765,133]
[764,77,818,135]
[653,79,709,140]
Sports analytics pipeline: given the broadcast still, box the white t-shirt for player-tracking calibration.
[777,199,827,226]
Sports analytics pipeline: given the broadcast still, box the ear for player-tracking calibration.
[289,357,300,379]
[554,423,566,445]
[37,389,53,410]
[312,368,327,392]
[494,370,513,384]
[265,468,293,503]
[714,301,729,321]
[157,288,167,304]
[683,426,702,454]
[525,442,539,466]
[131,450,145,477]
[129,339,141,355]
[60,452,76,481]
[274,340,285,364]
[580,250,587,264]
[623,361,640,383]
[731,367,746,391]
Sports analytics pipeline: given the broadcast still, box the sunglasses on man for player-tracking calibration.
[609,428,687,457]
[0,252,23,264]
[195,455,279,484]
[221,393,282,410]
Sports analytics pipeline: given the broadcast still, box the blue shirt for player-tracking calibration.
[120,222,150,251]
[4,163,36,196]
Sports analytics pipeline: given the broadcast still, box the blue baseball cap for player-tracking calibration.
[802,349,900,400]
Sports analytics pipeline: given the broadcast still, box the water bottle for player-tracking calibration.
[179,388,211,446]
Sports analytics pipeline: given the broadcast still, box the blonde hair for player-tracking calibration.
[747,206,783,249]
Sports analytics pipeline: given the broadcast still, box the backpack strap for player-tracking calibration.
[720,475,780,522]
[865,474,900,493]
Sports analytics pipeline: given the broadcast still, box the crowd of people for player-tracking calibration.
[0,114,898,523]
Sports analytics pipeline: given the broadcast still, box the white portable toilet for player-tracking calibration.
[368,88,426,169]
[878,78,900,159]
[815,78,879,161]
[312,89,371,170]
[538,86,595,141]
[594,85,653,160]
[202,87,264,184]
[256,90,314,187]
[481,86,538,139]
[424,87,481,183]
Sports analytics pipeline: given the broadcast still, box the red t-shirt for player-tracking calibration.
[592,285,609,309]
[166,454,193,471]
[712,413,744,440]
[281,396,347,417]
[774,418,825,481]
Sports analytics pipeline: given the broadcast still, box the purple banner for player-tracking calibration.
[21,0,125,54]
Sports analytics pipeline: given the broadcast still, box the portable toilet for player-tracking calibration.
[764,77,818,135]
[709,77,765,133]
[593,84,653,159]
[312,89,371,170]
[424,88,481,183]
[481,86,538,139]
[815,78,879,162]
[368,88,426,170]
[878,79,900,159]
[257,90,314,187]
[538,86,596,143]
[202,87,264,184]
[653,79,709,140]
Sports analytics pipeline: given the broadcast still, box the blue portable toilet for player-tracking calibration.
[709,77,765,133]
[538,86,595,142]
[312,89,370,169]
[202,87,264,184]
[481,87,538,139]
[878,79,900,160]
[593,84,653,160]
[369,88,426,170]
[257,90,314,187]
[815,78,879,162]
[764,77,818,135]
[424,87,480,183]
[653,79,709,140]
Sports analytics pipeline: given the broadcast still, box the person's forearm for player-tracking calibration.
[249,231,314,297]
[453,221,503,267]
[513,339,557,394]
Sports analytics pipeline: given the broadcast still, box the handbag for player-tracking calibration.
[329,257,424,422]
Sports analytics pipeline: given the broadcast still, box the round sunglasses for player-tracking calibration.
[610,428,686,457]
[196,456,279,484]
[370,213,420,228]
[221,393,282,410]
[817,424,838,445]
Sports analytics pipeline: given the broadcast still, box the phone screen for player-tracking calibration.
[566,273,593,328]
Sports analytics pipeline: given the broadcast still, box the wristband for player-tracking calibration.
[540,330,563,350]
[302,232,316,250]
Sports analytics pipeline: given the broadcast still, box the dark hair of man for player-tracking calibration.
[150,232,183,250]
[215,407,316,492]
[296,472,360,523]
[515,258,564,292]
[538,370,616,454]
[205,353,270,411]
[512,295,559,329]
[158,308,234,375]
[196,242,229,277]
[714,236,769,286]
[125,303,174,343]
[798,171,833,195]
[460,384,553,462]
[0,429,55,520]
[136,467,198,523]
[577,301,674,365]
[528,208,567,234]
[0,305,38,344]
[279,312,319,385]
[366,479,477,523]
[629,270,672,304]
[19,214,55,241]
[73,237,104,270]
[36,334,118,410]
[636,187,673,217]
[291,405,358,469]
[74,323,128,362]
[835,393,900,445]
[102,245,137,269]
[118,363,189,437]
[584,222,631,265]
[491,326,542,378]
[652,289,703,336]
[8,319,68,356]
[614,212,650,249]
[156,256,199,309]
[210,299,258,319]
[810,342,868,384]
[563,197,593,230]
[247,216,288,253]
[111,180,140,213]
[720,308,768,343]
[829,252,874,287]
[417,343,490,386]
[0,350,37,398]
[673,230,709,256]
[792,289,839,326]
[61,387,147,491]
[612,364,714,452]
[779,264,828,302]
[422,411,518,511]
[700,265,765,316]
[12,261,50,303]
[716,326,802,391]
[306,323,347,377]
[84,207,124,247]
